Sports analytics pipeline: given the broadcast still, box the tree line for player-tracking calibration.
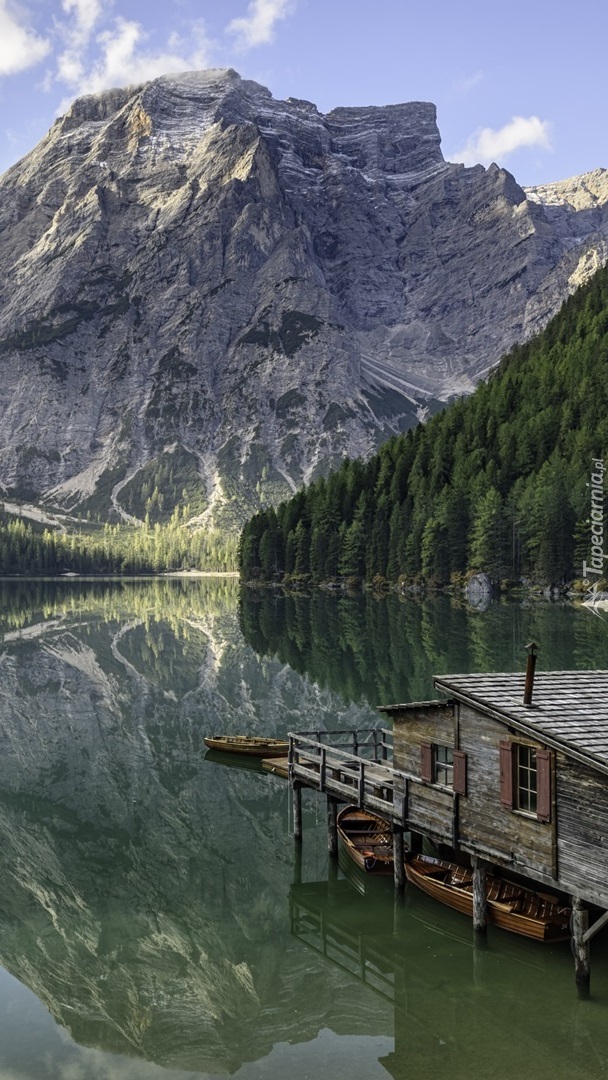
[239,262,608,587]
[0,510,238,575]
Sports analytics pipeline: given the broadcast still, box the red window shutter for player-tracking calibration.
[536,749,552,822]
[453,750,467,796]
[421,742,433,783]
[499,740,514,807]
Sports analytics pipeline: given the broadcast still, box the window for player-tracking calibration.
[435,744,454,786]
[421,743,467,795]
[516,744,537,813]
[500,740,551,821]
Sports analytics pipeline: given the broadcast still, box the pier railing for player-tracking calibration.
[288,728,456,839]
[291,726,393,760]
[289,728,408,821]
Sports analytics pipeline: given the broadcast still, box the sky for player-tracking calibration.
[0,0,606,186]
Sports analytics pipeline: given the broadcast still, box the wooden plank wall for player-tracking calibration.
[393,705,454,776]
[556,755,608,907]
[407,784,454,842]
[457,704,555,877]
[393,704,455,845]
[393,702,558,878]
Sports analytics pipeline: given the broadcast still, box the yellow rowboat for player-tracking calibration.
[203,735,289,757]
[405,853,571,942]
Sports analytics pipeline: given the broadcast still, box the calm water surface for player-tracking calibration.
[0,579,607,1079]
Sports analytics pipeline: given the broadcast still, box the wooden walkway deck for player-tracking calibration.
[288,728,437,830]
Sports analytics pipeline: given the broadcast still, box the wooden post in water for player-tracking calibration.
[572,896,590,997]
[392,825,405,891]
[472,856,487,934]
[327,796,338,857]
[292,781,302,842]
[293,843,303,887]
[328,850,339,902]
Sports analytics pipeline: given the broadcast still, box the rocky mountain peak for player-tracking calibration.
[525,167,608,210]
[326,100,443,176]
[0,70,607,530]
[50,70,445,188]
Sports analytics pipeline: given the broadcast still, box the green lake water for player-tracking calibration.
[0,579,607,1079]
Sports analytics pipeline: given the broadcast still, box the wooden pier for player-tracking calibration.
[289,728,396,825]
[289,725,446,887]
[288,727,459,861]
[288,668,608,999]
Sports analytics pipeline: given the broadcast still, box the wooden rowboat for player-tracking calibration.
[204,735,289,757]
[337,805,394,874]
[405,853,571,942]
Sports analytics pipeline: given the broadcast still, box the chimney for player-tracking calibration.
[523,642,539,706]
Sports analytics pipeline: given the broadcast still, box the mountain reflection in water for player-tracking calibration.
[0,580,605,1079]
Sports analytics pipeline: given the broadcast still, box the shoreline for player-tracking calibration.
[0,571,241,581]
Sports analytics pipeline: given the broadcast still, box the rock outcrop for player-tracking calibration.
[0,68,607,527]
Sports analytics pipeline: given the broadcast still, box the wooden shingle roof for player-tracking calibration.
[434,671,608,774]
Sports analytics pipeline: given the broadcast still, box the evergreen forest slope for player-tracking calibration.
[239,264,608,587]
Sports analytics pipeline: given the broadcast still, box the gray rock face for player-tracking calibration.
[0,68,607,528]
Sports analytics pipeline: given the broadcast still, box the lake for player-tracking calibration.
[0,578,607,1079]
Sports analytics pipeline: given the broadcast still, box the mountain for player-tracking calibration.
[1,68,607,530]
[238,262,608,587]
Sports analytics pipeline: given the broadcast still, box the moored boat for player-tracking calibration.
[337,805,394,874]
[204,735,289,757]
[405,853,571,942]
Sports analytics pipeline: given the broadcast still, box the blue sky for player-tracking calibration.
[1,0,606,186]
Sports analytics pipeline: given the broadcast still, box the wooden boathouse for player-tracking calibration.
[288,657,608,994]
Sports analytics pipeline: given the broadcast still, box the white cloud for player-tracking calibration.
[453,115,552,167]
[62,0,103,39]
[455,70,483,96]
[227,0,295,49]
[0,0,50,75]
[57,0,104,83]
[57,16,213,98]
[53,0,293,107]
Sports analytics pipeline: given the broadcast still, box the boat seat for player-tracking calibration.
[445,868,473,886]
[418,866,449,880]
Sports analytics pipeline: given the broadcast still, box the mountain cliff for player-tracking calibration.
[1,68,607,528]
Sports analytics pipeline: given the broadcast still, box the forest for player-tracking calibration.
[0,509,238,575]
[239,262,608,588]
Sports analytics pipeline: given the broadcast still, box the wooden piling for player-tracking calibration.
[327,796,338,857]
[572,896,590,997]
[472,856,487,934]
[392,826,405,891]
[293,843,303,887]
[473,929,488,985]
[328,852,339,901]
[292,781,302,842]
